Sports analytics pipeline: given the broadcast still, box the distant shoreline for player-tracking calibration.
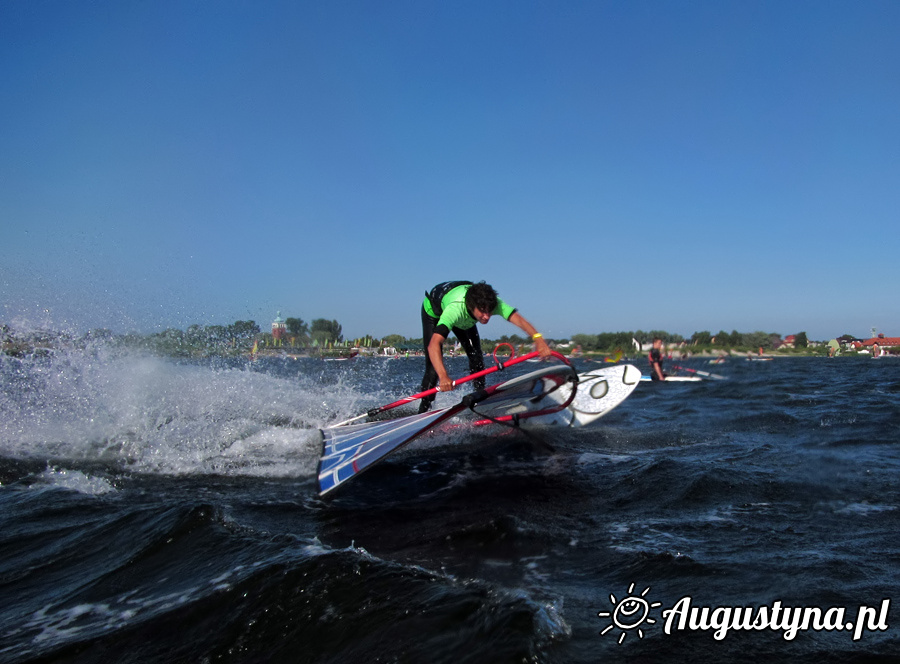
[1,325,884,360]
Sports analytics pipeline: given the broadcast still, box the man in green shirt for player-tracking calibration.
[418,281,552,413]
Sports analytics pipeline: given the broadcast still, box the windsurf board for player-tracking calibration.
[520,363,641,428]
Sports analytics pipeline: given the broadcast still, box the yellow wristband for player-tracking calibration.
[532,333,543,340]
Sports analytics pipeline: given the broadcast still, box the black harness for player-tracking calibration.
[425,281,473,318]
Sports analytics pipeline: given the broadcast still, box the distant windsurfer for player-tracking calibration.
[418,281,552,413]
[648,338,666,381]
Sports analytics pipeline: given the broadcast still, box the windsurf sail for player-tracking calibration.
[316,361,577,497]
[603,350,623,363]
[317,406,465,496]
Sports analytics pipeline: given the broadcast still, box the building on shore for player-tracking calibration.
[272,312,286,345]
[852,334,899,356]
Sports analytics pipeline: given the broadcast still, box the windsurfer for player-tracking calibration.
[648,338,667,381]
[418,281,552,413]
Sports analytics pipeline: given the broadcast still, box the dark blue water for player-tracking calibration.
[2,347,899,663]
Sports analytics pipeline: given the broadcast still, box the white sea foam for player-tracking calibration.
[576,452,633,466]
[0,348,368,478]
[33,467,117,495]
[832,502,897,515]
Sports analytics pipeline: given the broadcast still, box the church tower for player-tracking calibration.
[272,312,286,344]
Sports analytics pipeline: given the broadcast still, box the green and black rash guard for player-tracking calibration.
[422,282,517,339]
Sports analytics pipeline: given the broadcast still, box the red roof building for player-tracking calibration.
[852,335,900,353]
[780,335,796,349]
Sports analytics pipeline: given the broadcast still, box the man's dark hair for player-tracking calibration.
[466,281,499,314]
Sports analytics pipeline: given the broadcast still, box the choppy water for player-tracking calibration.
[1,347,899,663]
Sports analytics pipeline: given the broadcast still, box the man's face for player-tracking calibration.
[471,307,491,324]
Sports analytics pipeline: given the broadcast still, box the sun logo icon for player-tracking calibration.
[597,582,662,644]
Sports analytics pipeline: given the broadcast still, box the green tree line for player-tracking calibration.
[569,329,808,353]
[2,317,819,359]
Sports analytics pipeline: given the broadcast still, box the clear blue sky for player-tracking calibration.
[2,1,898,341]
